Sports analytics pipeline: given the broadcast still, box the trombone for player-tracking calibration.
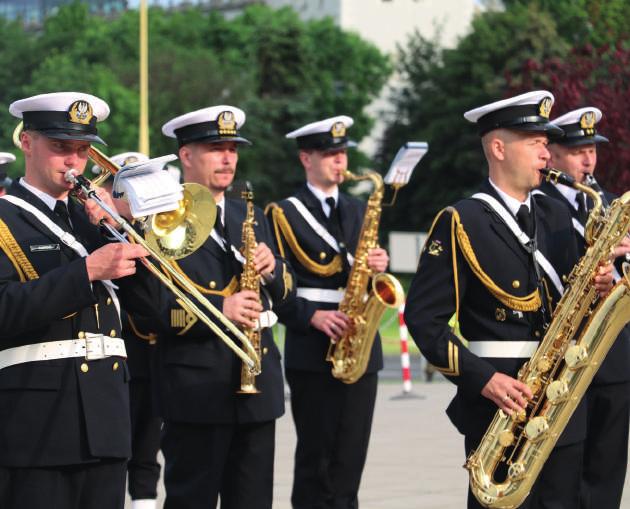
[13,122,260,373]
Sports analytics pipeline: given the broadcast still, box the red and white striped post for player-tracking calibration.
[398,303,412,393]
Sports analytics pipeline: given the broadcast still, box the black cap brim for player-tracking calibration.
[552,134,609,147]
[320,140,357,153]
[206,136,252,146]
[505,121,564,137]
[42,130,107,145]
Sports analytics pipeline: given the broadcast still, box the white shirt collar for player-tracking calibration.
[553,182,579,210]
[488,178,531,216]
[19,178,68,212]
[307,182,339,218]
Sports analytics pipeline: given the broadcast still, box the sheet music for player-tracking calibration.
[384,141,428,186]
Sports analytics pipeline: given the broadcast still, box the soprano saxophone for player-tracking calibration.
[466,168,630,508]
[237,187,262,394]
[326,169,405,384]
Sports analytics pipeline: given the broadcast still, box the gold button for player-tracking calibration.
[263,347,269,355]
[535,331,541,338]
[80,363,89,373]
[209,281,217,289]
[512,280,520,289]
[110,329,116,337]
[112,361,119,371]
[78,331,85,339]
[319,252,326,260]
[106,297,112,305]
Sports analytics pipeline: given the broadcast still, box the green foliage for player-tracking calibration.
[0,2,390,207]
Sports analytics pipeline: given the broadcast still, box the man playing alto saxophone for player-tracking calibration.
[404,91,613,509]
[538,107,630,509]
[266,116,389,508]
[154,105,293,509]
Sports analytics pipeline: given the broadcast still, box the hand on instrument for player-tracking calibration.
[86,243,149,281]
[367,247,389,273]
[223,290,262,329]
[310,309,351,342]
[594,262,614,297]
[481,372,532,415]
[612,235,630,259]
[254,242,276,280]
[84,187,119,228]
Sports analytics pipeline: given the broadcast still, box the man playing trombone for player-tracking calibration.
[155,105,293,509]
[0,92,153,509]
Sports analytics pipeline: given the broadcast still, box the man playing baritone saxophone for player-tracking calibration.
[538,107,630,509]
[154,105,293,509]
[404,91,614,509]
[266,116,389,509]
[0,92,154,509]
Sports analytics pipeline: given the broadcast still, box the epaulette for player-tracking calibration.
[265,202,343,277]
[0,217,39,282]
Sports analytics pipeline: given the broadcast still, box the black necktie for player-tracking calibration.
[215,204,239,275]
[214,205,227,242]
[325,197,350,271]
[576,192,588,224]
[516,204,533,237]
[54,200,72,231]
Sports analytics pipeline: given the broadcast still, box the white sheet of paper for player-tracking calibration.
[384,142,428,186]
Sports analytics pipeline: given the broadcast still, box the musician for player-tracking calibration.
[539,107,630,509]
[94,152,163,509]
[0,152,15,197]
[266,116,389,508]
[404,91,614,508]
[155,105,292,508]
[0,92,153,509]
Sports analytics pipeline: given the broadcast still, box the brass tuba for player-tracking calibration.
[466,168,630,508]
[326,169,404,384]
[13,122,261,373]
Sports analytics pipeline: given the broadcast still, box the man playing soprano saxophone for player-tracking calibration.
[154,105,293,509]
[404,91,613,509]
[266,116,388,509]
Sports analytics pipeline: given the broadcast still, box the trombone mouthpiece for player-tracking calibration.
[64,169,78,183]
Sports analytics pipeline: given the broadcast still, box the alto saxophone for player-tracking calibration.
[326,170,404,384]
[237,187,262,394]
[466,168,630,508]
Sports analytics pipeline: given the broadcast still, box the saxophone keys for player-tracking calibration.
[536,355,553,373]
[524,416,549,441]
[508,462,526,480]
[546,379,569,403]
[498,429,515,447]
[565,344,589,369]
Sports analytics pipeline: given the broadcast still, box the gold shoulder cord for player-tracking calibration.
[0,218,38,282]
[265,202,343,277]
[448,207,541,312]
[167,260,239,297]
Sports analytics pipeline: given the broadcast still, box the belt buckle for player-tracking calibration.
[85,333,107,360]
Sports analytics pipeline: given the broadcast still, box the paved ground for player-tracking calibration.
[128,373,630,508]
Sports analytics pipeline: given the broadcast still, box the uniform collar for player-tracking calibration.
[19,177,68,212]
[488,178,531,216]
[552,181,579,210]
[306,181,339,218]
[216,196,226,224]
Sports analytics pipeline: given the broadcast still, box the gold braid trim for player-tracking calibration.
[265,203,343,277]
[128,314,158,344]
[167,260,239,296]
[447,207,541,312]
[0,218,39,282]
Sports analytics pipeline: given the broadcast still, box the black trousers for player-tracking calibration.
[465,434,583,509]
[161,419,276,509]
[0,458,126,509]
[579,381,630,509]
[128,378,162,500]
[286,369,378,509]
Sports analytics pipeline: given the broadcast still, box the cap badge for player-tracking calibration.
[580,111,596,135]
[123,155,140,166]
[538,97,552,119]
[427,240,443,257]
[68,100,93,125]
[330,121,346,139]
[217,111,237,136]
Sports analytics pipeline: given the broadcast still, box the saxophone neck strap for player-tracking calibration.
[286,196,354,266]
[471,192,564,296]
[0,194,120,315]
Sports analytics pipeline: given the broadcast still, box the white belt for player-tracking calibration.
[0,334,127,370]
[297,288,345,303]
[256,310,278,330]
[467,341,539,358]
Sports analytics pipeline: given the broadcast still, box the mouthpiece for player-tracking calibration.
[539,168,576,188]
[64,169,78,183]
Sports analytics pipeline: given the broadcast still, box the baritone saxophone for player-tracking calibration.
[326,170,405,384]
[466,168,630,508]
